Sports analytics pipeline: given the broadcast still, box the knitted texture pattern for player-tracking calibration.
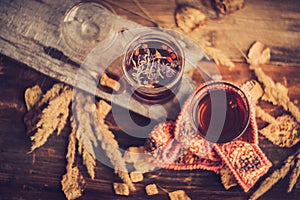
[144,82,271,192]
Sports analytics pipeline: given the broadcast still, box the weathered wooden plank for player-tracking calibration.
[0,0,201,121]
[1,55,299,200]
[0,0,300,121]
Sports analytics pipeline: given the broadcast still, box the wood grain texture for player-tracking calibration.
[0,0,300,199]
[0,55,299,199]
[0,0,300,120]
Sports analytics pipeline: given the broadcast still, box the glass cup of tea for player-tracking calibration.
[188,81,251,144]
[122,31,185,104]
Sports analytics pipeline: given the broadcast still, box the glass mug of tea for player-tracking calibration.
[122,31,185,104]
[184,81,252,144]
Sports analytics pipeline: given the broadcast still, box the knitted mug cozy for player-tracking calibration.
[144,81,272,192]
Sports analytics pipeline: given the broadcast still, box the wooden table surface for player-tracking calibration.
[0,0,300,199]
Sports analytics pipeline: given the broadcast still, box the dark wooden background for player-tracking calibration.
[0,0,300,199]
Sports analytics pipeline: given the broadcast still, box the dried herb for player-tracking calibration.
[24,85,43,111]
[65,117,77,173]
[61,117,85,200]
[127,42,180,88]
[287,152,300,192]
[259,115,300,148]
[30,85,72,152]
[82,146,96,179]
[247,41,300,122]
[73,92,97,159]
[61,166,86,200]
[205,46,235,68]
[250,150,299,200]
[95,100,136,191]
[255,106,278,125]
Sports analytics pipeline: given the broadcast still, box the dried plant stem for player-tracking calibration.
[61,117,85,200]
[255,106,277,124]
[95,100,136,191]
[38,83,64,106]
[82,147,96,180]
[61,166,85,200]
[74,93,97,158]
[287,152,300,192]
[247,42,300,122]
[205,46,235,68]
[66,117,77,174]
[30,86,72,152]
[250,150,299,200]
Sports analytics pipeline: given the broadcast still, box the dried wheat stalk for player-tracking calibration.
[204,46,235,68]
[248,41,300,122]
[287,152,300,192]
[250,150,299,200]
[65,117,77,174]
[95,100,136,191]
[259,115,300,148]
[30,85,72,152]
[82,147,96,180]
[255,106,278,125]
[61,117,85,200]
[61,166,86,200]
[73,92,97,158]
[38,83,64,106]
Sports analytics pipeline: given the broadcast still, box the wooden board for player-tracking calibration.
[0,0,300,199]
[0,55,299,199]
[0,0,300,120]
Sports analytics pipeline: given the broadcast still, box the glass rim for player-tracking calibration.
[121,30,185,94]
[189,81,251,144]
[61,1,117,54]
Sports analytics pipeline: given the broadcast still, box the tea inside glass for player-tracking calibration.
[190,81,250,143]
[122,32,184,104]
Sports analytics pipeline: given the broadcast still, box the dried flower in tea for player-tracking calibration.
[126,41,181,89]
